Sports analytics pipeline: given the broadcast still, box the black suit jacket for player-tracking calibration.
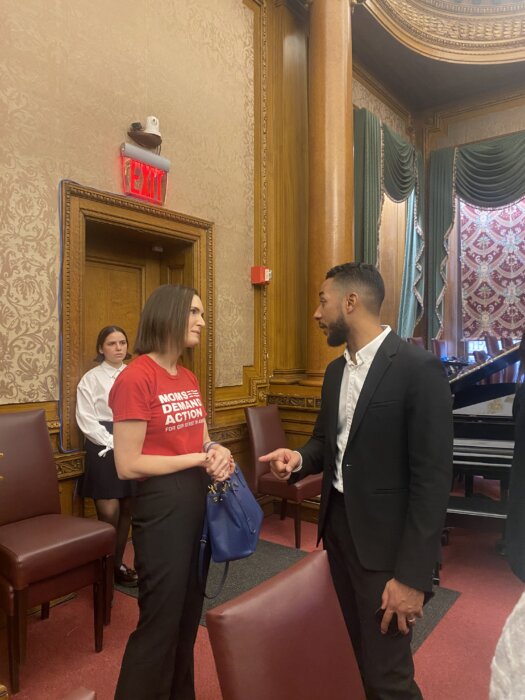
[294,331,453,593]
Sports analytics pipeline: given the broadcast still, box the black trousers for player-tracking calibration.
[114,469,209,700]
[323,489,423,700]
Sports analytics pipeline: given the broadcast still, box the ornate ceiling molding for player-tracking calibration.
[363,0,525,63]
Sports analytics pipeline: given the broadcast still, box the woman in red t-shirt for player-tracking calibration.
[109,284,234,700]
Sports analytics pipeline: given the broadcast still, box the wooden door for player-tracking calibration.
[60,183,213,452]
[83,221,189,375]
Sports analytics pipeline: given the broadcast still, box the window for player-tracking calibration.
[459,198,525,343]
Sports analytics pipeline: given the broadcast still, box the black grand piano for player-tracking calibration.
[448,344,520,520]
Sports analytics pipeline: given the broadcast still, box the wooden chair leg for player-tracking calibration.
[13,588,28,665]
[7,612,20,693]
[93,566,104,653]
[40,602,50,620]
[280,499,288,520]
[294,504,302,549]
[103,553,114,626]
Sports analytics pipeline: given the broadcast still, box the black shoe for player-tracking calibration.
[115,564,138,587]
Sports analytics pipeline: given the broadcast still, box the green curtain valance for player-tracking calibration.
[428,129,525,339]
[456,131,525,208]
[383,125,417,202]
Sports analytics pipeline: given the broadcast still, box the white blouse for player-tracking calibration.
[76,361,127,451]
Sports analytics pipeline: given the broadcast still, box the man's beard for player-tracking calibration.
[326,315,347,347]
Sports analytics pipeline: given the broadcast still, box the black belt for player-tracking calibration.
[99,420,113,434]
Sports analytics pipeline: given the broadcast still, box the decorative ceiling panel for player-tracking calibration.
[363,0,525,63]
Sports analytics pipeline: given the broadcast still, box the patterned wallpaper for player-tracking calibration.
[353,78,409,138]
[0,0,254,404]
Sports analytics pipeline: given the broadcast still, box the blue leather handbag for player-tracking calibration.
[199,465,263,598]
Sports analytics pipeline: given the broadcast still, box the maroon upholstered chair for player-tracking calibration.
[244,405,322,548]
[473,348,509,385]
[206,550,365,700]
[0,410,115,694]
[431,338,448,359]
[407,336,425,349]
[501,337,514,350]
[473,350,488,363]
[0,573,17,693]
[472,350,490,385]
[484,334,506,383]
[484,334,501,357]
[501,337,519,383]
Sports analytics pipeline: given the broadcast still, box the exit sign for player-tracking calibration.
[121,156,168,205]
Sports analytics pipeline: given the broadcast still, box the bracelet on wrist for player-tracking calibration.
[203,441,219,453]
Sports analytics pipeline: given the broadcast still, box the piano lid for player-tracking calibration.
[449,345,519,410]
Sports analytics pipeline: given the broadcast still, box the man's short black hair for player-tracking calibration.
[326,262,385,315]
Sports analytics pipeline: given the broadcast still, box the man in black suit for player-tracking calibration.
[260,263,453,699]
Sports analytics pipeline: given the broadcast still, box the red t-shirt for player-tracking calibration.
[109,354,206,456]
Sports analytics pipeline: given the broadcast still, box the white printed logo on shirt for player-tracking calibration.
[158,390,205,431]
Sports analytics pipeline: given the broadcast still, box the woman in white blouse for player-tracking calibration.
[76,325,138,587]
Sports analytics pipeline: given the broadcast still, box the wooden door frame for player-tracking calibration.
[60,180,214,450]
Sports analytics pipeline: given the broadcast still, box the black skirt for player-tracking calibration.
[79,422,136,500]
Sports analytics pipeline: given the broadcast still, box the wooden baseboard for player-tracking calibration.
[268,496,320,524]
[299,498,320,524]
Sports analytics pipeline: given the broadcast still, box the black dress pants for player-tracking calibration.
[323,489,423,700]
[114,469,209,700]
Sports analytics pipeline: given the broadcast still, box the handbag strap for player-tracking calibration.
[198,517,230,600]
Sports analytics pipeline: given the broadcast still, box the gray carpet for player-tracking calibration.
[115,539,460,650]
[411,585,460,652]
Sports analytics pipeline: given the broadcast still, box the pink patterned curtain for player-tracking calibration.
[460,199,525,339]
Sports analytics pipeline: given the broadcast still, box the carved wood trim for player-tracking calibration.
[55,452,85,480]
[268,392,322,411]
[209,423,248,444]
[274,0,309,21]
[364,0,525,64]
[420,88,525,157]
[0,401,58,420]
[60,181,214,449]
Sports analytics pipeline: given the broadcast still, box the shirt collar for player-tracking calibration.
[343,326,391,368]
[100,361,126,379]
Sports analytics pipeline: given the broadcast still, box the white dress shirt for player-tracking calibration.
[332,326,391,492]
[76,361,127,452]
[293,327,391,483]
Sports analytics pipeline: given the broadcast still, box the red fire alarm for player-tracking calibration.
[251,266,272,285]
